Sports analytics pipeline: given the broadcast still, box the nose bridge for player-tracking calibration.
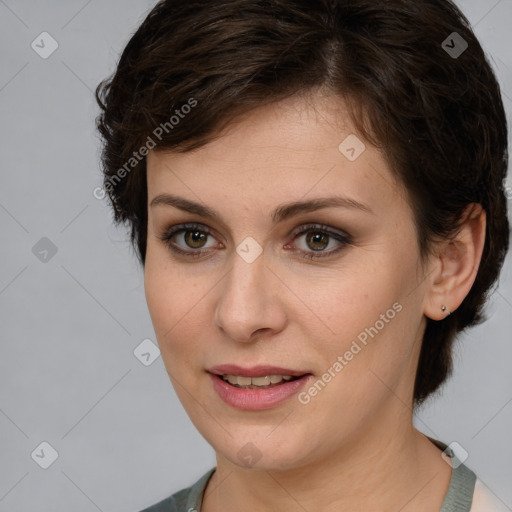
[214,245,286,341]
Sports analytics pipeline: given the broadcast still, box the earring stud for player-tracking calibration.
[441,305,451,315]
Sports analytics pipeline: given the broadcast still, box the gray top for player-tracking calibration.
[139,439,476,512]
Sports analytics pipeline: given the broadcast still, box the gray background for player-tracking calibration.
[0,1,511,511]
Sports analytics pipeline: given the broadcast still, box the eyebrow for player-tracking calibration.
[150,193,374,223]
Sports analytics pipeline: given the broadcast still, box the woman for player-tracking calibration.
[95,0,510,510]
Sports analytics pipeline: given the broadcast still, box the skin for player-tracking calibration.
[144,89,486,512]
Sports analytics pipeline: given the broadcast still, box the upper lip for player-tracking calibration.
[208,364,311,378]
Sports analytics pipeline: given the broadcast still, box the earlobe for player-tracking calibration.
[440,305,450,315]
[423,204,486,321]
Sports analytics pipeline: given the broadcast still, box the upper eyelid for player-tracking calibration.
[292,223,351,238]
[163,222,220,241]
[162,221,347,236]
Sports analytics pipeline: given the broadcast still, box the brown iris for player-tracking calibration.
[184,230,207,249]
[306,231,329,251]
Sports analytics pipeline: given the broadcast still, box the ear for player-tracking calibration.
[423,203,486,321]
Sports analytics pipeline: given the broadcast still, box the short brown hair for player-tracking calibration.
[95,0,509,405]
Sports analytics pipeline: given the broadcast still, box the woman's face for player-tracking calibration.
[144,91,432,471]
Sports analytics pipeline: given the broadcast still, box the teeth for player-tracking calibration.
[251,376,271,386]
[221,374,296,388]
[225,375,240,385]
[237,376,252,386]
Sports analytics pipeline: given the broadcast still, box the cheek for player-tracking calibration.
[144,252,213,367]
[297,258,401,347]
[144,260,200,386]
[301,246,421,390]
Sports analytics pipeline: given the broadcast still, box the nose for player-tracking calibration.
[213,247,288,343]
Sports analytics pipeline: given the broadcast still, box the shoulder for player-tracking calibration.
[137,468,216,512]
[137,489,185,512]
[470,478,510,512]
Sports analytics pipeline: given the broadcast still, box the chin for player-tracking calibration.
[209,430,314,472]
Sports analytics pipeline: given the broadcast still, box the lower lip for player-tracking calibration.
[209,373,312,410]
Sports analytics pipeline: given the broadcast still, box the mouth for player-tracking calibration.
[207,364,313,409]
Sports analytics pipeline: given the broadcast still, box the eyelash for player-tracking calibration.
[158,222,353,261]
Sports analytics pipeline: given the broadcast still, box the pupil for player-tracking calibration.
[307,232,328,251]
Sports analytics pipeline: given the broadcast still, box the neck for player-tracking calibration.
[201,407,451,512]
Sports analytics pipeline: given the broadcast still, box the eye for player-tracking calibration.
[286,223,352,260]
[158,223,220,258]
[158,222,352,260]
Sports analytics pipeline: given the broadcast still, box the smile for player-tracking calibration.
[209,372,313,410]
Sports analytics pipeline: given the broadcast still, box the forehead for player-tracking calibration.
[146,92,407,222]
